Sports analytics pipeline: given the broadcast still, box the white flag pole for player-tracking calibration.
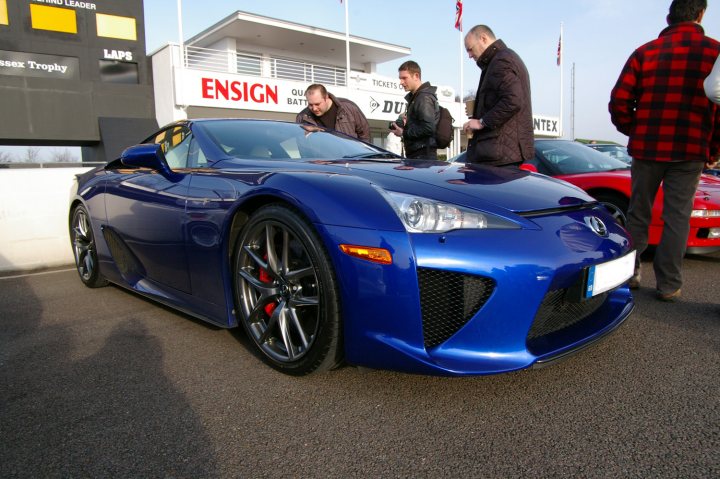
[345,0,351,86]
[176,0,186,112]
[559,22,564,138]
[459,27,464,108]
[177,0,184,59]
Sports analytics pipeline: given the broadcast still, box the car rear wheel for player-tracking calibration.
[70,205,109,288]
[593,192,628,226]
[233,204,342,375]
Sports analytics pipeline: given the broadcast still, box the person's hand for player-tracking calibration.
[390,123,403,137]
[707,154,720,170]
[462,119,484,135]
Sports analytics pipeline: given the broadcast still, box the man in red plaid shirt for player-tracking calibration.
[609,0,720,302]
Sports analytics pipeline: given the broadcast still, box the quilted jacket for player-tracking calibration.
[467,39,534,166]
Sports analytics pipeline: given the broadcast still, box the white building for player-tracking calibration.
[150,10,467,157]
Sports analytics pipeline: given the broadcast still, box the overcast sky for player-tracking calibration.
[144,0,720,145]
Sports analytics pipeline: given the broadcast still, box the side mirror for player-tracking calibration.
[120,144,175,177]
[520,163,538,173]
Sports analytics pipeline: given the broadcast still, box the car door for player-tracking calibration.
[103,125,193,293]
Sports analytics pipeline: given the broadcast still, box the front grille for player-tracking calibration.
[527,289,607,344]
[418,268,495,349]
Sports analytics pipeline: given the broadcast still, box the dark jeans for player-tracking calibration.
[626,159,704,294]
[405,145,437,160]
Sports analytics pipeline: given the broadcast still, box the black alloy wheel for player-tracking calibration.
[70,205,109,288]
[233,204,342,375]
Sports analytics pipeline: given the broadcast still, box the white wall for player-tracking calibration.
[0,167,92,273]
[152,44,188,127]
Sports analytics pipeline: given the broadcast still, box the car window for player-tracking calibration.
[594,145,633,163]
[195,120,387,162]
[164,127,192,169]
[536,141,629,174]
[525,155,552,175]
[187,137,208,168]
[148,126,192,170]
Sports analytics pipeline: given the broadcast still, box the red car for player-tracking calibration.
[455,139,720,254]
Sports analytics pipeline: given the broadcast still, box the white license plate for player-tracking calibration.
[585,250,636,298]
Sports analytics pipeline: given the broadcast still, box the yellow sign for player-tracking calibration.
[30,4,77,34]
[96,13,136,41]
[1,0,8,26]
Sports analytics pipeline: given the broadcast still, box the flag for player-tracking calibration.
[556,34,561,66]
[455,0,463,31]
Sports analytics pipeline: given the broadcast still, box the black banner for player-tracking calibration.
[0,49,80,80]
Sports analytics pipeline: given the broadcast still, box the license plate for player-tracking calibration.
[585,250,636,298]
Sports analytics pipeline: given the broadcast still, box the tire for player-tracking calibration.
[70,205,109,288]
[593,192,628,227]
[232,204,343,375]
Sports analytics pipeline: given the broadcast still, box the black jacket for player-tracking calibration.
[402,82,438,154]
[467,39,534,166]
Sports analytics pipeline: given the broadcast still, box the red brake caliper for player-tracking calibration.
[259,256,278,317]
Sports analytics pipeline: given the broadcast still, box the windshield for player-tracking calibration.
[195,119,397,162]
[536,140,630,174]
[591,144,633,164]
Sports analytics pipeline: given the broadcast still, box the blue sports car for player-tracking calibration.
[69,119,635,376]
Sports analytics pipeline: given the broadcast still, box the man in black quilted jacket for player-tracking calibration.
[390,61,439,159]
[462,25,534,167]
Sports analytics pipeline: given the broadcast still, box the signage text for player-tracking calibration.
[201,78,278,104]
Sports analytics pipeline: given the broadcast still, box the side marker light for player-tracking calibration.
[339,244,392,265]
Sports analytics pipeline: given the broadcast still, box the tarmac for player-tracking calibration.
[1,255,718,477]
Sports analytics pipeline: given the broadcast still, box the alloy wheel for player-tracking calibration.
[236,220,321,364]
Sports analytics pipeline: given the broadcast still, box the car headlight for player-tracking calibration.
[374,187,520,233]
[691,209,720,217]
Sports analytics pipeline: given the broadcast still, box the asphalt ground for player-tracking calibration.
[1,254,719,478]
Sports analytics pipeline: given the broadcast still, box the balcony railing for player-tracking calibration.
[183,45,346,86]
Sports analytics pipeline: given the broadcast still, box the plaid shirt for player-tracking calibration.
[609,22,720,162]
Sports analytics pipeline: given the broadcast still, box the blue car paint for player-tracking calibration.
[70,119,635,376]
[326,208,632,375]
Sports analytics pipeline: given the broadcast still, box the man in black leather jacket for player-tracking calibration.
[390,61,439,159]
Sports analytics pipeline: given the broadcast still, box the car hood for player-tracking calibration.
[558,168,720,200]
[216,159,597,214]
[698,172,720,195]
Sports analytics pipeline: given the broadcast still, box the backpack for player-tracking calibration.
[435,105,454,149]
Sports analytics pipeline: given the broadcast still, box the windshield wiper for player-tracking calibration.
[342,152,401,160]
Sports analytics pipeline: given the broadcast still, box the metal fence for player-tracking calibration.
[184,46,346,86]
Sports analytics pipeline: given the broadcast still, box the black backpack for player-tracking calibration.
[435,105,454,149]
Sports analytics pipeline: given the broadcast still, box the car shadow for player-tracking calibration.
[0,264,219,477]
[686,251,720,263]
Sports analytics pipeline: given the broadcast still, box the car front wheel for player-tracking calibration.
[233,204,342,375]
